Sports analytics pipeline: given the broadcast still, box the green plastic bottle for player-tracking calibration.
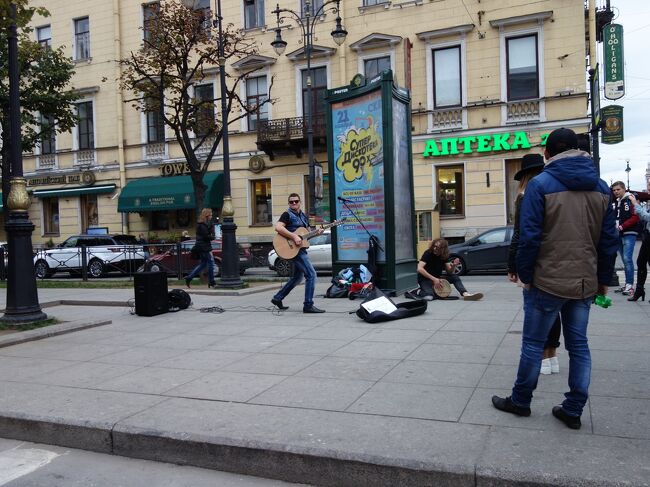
[593,294,612,308]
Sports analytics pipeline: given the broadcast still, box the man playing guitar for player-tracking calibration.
[271,193,326,313]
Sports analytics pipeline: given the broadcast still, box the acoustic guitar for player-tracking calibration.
[273,219,345,260]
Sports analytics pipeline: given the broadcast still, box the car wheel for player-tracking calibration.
[34,260,53,279]
[88,259,105,278]
[449,255,467,276]
[275,258,293,277]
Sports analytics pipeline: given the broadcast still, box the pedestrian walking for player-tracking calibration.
[185,208,216,288]
[492,128,618,430]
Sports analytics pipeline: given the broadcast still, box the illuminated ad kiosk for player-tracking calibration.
[325,71,417,293]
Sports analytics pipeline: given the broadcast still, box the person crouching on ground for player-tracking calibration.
[416,238,483,301]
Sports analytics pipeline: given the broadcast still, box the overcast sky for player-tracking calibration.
[598,0,650,191]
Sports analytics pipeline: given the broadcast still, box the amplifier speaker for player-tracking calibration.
[134,272,169,317]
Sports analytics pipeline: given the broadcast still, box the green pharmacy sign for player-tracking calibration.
[422,131,546,157]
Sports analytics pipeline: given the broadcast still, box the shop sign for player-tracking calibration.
[28,170,95,186]
[160,162,191,177]
[601,105,624,144]
[604,24,625,100]
[422,131,547,157]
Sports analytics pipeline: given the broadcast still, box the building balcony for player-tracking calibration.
[430,107,464,132]
[37,153,56,170]
[256,114,327,160]
[506,99,541,123]
[145,142,166,161]
[75,149,95,166]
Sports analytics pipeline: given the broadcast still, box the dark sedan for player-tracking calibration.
[143,239,253,276]
[447,226,513,275]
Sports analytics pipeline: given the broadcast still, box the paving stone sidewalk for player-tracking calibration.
[0,277,648,486]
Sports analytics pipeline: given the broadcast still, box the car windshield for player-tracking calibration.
[477,229,506,244]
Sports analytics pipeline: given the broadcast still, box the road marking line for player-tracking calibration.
[0,448,60,485]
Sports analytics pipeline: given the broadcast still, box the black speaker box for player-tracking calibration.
[134,272,169,316]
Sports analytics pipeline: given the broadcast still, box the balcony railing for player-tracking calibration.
[145,142,166,160]
[506,99,540,123]
[431,107,463,131]
[75,149,95,166]
[256,114,326,159]
[37,153,56,170]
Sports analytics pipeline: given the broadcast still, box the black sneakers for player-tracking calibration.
[303,306,326,313]
[271,298,289,310]
[552,406,581,430]
[491,395,531,417]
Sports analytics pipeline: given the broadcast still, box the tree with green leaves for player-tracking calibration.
[0,0,79,207]
[119,0,272,211]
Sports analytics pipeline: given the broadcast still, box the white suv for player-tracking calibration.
[34,234,145,278]
[267,231,332,277]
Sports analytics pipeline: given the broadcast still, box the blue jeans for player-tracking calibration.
[619,234,636,285]
[273,249,316,308]
[186,251,216,285]
[511,287,592,417]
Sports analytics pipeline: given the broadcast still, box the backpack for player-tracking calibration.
[168,289,192,311]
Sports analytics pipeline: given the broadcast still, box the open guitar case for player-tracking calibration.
[355,287,427,324]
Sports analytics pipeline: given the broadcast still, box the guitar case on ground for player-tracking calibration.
[355,287,427,323]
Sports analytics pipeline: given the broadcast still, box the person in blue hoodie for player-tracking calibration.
[492,128,618,430]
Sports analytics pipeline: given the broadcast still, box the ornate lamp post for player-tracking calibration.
[213,0,242,287]
[270,0,347,221]
[625,159,631,190]
[2,2,47,323]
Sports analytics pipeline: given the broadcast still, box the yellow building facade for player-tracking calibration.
[14,0,593,253]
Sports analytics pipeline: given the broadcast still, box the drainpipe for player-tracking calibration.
[113,0,128,233]
[588,0,597,69]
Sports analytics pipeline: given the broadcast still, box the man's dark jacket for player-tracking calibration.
[517,150,618,299]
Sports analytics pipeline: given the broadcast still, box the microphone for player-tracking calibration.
[337,196,354,203]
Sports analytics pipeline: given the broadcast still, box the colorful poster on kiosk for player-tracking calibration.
[331,88,386,262]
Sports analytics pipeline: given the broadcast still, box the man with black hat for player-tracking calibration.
[492,128,618,429]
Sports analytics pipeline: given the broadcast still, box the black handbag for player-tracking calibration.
[190,244,201,260]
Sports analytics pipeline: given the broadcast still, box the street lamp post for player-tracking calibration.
[625,159,631,189]
[270,0,347,221]
[214,0,242,287]
[2,2,47,323]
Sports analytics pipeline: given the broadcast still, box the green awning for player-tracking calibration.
[33,184,117,199]
[117,172,223,213]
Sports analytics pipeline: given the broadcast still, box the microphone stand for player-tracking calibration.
[339,199,384,252]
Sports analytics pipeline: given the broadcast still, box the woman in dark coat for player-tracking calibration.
[185,208,216,288]
[507,154,561,375]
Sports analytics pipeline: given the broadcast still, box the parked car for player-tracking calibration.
[268,231,332,277]
[447,226,513,275]
[33,234,145,278]
[143,239,253,276]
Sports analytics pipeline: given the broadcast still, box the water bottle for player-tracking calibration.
[593,294,612,309]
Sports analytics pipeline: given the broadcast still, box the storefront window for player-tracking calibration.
[150,211,169,231]
[81,194,99,233]
[436,165,464,217]
[251,179,272,225]
[43,197,60,235]
[303,173,330,222]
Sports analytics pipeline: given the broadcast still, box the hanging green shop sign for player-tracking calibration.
[601,105,624,144]
[422,131,548,157]
[604,24,625,100]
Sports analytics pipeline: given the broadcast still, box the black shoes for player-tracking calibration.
[491,395,531,417]
[185,277,191,289]
[303,305,326,314]
[552,406,582,430]
[271,298,289,310]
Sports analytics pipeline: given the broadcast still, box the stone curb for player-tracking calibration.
[0,318,111,349]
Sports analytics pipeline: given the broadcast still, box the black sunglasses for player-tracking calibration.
[288,200,300,204]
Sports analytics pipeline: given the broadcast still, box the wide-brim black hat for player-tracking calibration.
[514,154,545,181]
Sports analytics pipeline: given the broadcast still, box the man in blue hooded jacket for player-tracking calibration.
[492,128,618,429]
